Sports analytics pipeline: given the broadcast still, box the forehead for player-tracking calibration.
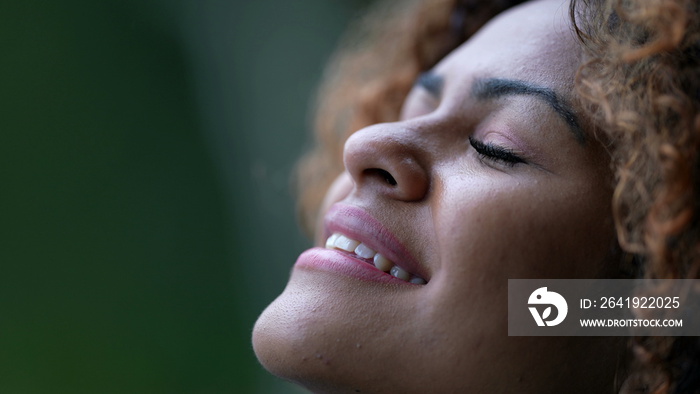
[435,0,580,91]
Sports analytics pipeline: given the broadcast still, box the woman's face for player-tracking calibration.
[254,0,621,392]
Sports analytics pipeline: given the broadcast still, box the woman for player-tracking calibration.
[253,0,700,392]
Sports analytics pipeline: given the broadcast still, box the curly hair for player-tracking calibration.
[572,0,700,392]
[296,0,700,392]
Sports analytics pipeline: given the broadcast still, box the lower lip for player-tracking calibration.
[294,247,412,285]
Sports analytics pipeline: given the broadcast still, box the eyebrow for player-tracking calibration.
[471,78,585,144]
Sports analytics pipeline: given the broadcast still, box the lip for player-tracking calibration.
[298,203,428,282]
[294,248,415,285]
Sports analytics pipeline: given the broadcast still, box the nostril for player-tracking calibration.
[364,168,397,186]
[381,170,397,186]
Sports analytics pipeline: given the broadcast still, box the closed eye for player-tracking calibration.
[469,136,526,167]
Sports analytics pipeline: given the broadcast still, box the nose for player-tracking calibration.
[343,123,430,202]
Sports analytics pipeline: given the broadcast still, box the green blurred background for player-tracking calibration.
[0,1,372,392]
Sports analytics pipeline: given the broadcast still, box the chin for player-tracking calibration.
[252,274,346,390]
[253,275,622,394]
[251,270,410,393]
[252,288,362,393]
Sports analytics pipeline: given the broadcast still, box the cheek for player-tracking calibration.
[408,177,617,389]
[435,175,615,285]
[314,172,354,244]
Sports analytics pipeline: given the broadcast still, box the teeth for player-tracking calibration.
[373,254,393,272]
[325,233,340,249]
[334,234,360,252]
[390,265,410,281]
[324,233,427,285]
[354,243,376,259]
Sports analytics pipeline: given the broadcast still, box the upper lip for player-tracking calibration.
[323,203,428,280]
